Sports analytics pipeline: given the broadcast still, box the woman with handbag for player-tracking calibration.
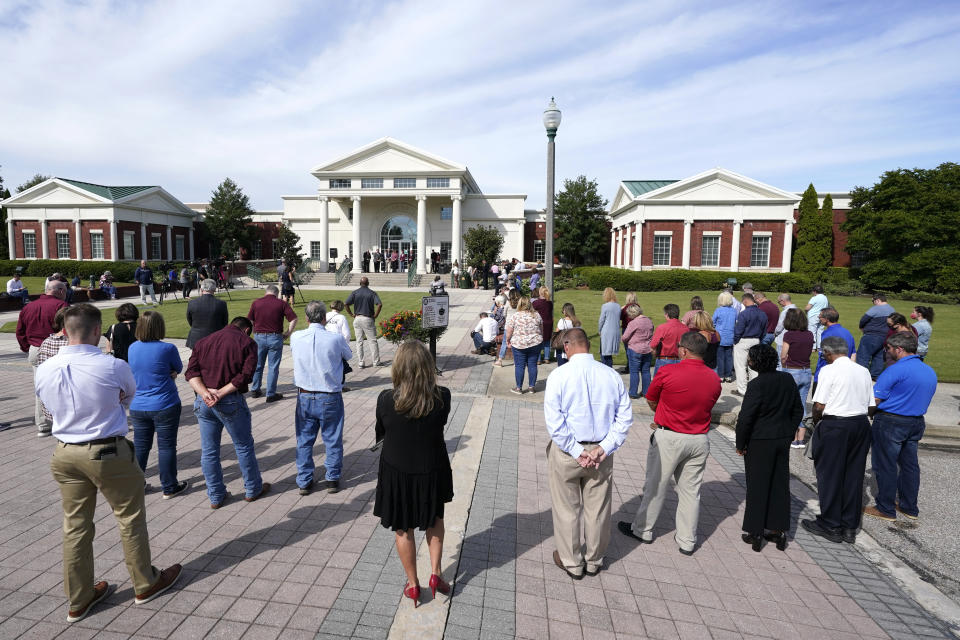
[104,303,139,361]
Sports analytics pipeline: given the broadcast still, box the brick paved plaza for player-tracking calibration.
[0,289,954,639]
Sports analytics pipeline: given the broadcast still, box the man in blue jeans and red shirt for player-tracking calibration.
[650,304,687,376]
[862,332,937,522]
[247,285,298,402]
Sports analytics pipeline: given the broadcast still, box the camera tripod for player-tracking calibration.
[157,279,180,305]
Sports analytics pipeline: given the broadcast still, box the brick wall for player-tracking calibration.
[13,221,40,258]
[689,221,733,268]
[740,221,785,269]
[117,221,141,260]
[643,221,685,267]
[47,221,74,259]
[79,221,111,259]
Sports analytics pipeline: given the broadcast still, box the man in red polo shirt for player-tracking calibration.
[247,285,298,403]
[618,332,721,555]
[16,278,69,437]
[650,303,687,376]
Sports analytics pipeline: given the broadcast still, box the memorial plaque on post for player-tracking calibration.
[421,296,449,329]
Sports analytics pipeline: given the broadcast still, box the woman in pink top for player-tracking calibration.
[680,296,704,329]
[621,304,654,399]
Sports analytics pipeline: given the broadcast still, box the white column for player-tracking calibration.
[416,195,427,274]
[351,196,361,273]
[731,219,742,272]
[188,226,195,261]
[451,195,462,266]
[75,219,83,260]
[166,226,173,261]
[8,219,16,259]
[140,223,148,260]
[681,220,692,269]
[782,220,793,273]
[40,219,49,259]
[318,196,329,272]
[609,229,616,266]
[633,219,644,271]
[110,220,119,261]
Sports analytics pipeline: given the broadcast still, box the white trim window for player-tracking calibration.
[652,233,672,266]
[700,234,720,267]
[175,235,185,260]
[251,239,262,260]
[533,239,545,263]
[151,233,162,260]
[361,178,383,189]
[123,231,136,260]
[750,235,771,268]
[426,178,450,189]
[56,230,71,259]
[23,231,37,258]
[310,241,323,260]
[440,206,452,220]
[91,232,105,259]
[330,178,352,189]
[393,178,415,189]
[271,238,280,259]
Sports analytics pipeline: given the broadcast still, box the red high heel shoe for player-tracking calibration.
[403,583,420,608]
[429,574,450,598]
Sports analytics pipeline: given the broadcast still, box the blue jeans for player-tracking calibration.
[871,412,925,518]
[858,333,886,379]
[498,334,509,359]
[513,344,541,389]
[626,348,651,397]
[251,333,283,396]
[472,333,495,353]
[295,391,345,486]
[783,368,811,425]
[556,351,567,366]
[601,355,613,367]
[194,393,263,504]
[761,332,775,346]
[130,403,182,494]
[101,285,116,298]
[9,289,29,306]
[654,357,679,376]
[541,340,551,362]
[716,345,733,378]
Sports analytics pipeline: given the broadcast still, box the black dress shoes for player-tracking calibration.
[842,528,857,544]
[741,533,763,552]
[763,531,787,551]
[617,521,652,543]
[801,518,843,543]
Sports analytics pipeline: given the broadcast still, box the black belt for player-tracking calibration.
[876,409,920,418]
[822,414,868,420]
[299,388,336,394]
[61,435,125,446]
[578,440,601,445]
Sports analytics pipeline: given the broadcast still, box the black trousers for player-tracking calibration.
[813,415,871,530]
[743,437,792,534]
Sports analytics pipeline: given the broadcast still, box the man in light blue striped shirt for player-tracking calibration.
[544,328,633,579]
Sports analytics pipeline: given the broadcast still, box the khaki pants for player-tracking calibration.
[28,345,49,429]
[353,315,380,366]
[630,429,709,552]
[734,338,759,394]
[50,438,159,609]
[547,441,613,575]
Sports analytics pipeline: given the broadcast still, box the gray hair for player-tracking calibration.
[820,336,849,356]
[45,279,65,294]
[265,284,279,296]
[886,331,918,354]
[778,293,792,302]
[305,300,327,324]
[200,279,217,292]
[495,295,506,306]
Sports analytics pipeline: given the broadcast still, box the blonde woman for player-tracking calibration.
[505,296,544,393]
[599,287,620,367]
[620,291,638,332]
[691,310,721,370]
[373,341,453,607]
[712,291,737,382]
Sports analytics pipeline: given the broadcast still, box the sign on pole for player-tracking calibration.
[421,295,449,329]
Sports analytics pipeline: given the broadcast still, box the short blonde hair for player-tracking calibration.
[717,291,734,307]
[539,287,551,301]
[625,303,642,320]
[517,296,533,313]
[625,292,637,305]
[692,310,715,333]
[603,287,618,303]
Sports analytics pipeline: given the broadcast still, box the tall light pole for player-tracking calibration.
[543,97,561,314]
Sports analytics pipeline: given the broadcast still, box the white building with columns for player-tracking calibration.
[281,138,528,273]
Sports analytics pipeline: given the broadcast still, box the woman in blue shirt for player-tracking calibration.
[712,291,738,382]
[128,311,188,498]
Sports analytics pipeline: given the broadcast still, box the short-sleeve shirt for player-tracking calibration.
[650,319,687,359]
[346,287,381,317]
[812,356,874,416]
[507,311,543,349]
[128,341,183,411]
[873,355,937,416]
[247,295,297,334]
[807,294,829,325]
[782,330,813,369]
[645,359,721,434]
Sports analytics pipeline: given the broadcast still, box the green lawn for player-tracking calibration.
[5,276,134,292]
[550,289,960,382]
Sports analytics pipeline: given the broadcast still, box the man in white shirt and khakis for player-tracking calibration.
[544,328,632,579]
[36,304,181,623]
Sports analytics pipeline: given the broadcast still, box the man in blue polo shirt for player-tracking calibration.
[813,307,855,387]
[863,332,937,522]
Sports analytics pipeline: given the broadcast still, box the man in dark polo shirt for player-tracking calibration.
[732,293,767,397]
[650,303,687,375]
[863,332,937,523]
[619,332,721,555]
[247,284,298,402]
[17,278,69,437]
[345,277,383,368]
[186,317,269,509]
[754,292,779,345]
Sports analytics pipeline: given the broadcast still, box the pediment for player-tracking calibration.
[611,187,634,213]
[3,180,108,206]
[120,189,196,216]
[312,138,464,175]
[639,169,800,203]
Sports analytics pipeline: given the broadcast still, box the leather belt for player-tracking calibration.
[299,388,336,394]
[578,440,601,445]
[62,435,125,446]
[876,409,918,418]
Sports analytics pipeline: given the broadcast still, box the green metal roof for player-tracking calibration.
[623,180,678,197]
[59,178,156,201]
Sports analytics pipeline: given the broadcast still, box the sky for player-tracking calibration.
[1,0,959,210]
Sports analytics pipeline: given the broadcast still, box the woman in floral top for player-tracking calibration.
[505,297,543,394]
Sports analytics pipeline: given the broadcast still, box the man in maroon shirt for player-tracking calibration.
[650,303,687,376]
[247,285,298,402]
[755,292,780,345]
[16,278,69,437]
[619,332,721,555]
[186,317,269,508]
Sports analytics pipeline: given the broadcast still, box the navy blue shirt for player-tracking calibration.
[734,305,767,342]
[134,266,154,285]
[873,355,937,416]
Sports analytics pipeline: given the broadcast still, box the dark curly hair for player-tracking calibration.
[747,343,779,373]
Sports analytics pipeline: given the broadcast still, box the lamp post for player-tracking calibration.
[543,97,561,319]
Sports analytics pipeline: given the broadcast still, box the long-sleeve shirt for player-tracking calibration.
[16,294,69,352]
[913,319,932,356]
[544,353,632,459]
[774,303,797,347]
[712,306,737,346]
[291,323,353,393]
[758,300,779,333]
[859,303,895,336]
[7,278,26,293]
[185,325,257,393]
[622,315,654,354]
[325,311,351,342]
[734,305,767,342]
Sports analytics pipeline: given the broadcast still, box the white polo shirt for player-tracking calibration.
[812,356,874,417]
[473,317,498,343]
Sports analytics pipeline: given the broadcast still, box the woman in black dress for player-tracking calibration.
[280,265,295,305]
[735,344,803,551]
[373,341,453,607]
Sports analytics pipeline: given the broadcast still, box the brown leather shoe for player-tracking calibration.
[135,564,182,605]
[67,581,115,623]
[244,482,272,502]
[553,550,583,580]
[210,492,230,509]
[863,505,896,522]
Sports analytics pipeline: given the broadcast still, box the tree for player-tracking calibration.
[0,169,10,259]
[554,175,609,265]
[791,183,832,276]
[203,178,255,260]
[17,173,51,193]
[462,225,504,268]
[843,162,960,292]
[275,222,303,268]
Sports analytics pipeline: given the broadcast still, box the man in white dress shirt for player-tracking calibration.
[470,312,499,355]
[544,328,632,579]
[36,304,181,623]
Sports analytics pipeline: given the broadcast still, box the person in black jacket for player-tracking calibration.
[185,279,229,349]
[735,344,803,551]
